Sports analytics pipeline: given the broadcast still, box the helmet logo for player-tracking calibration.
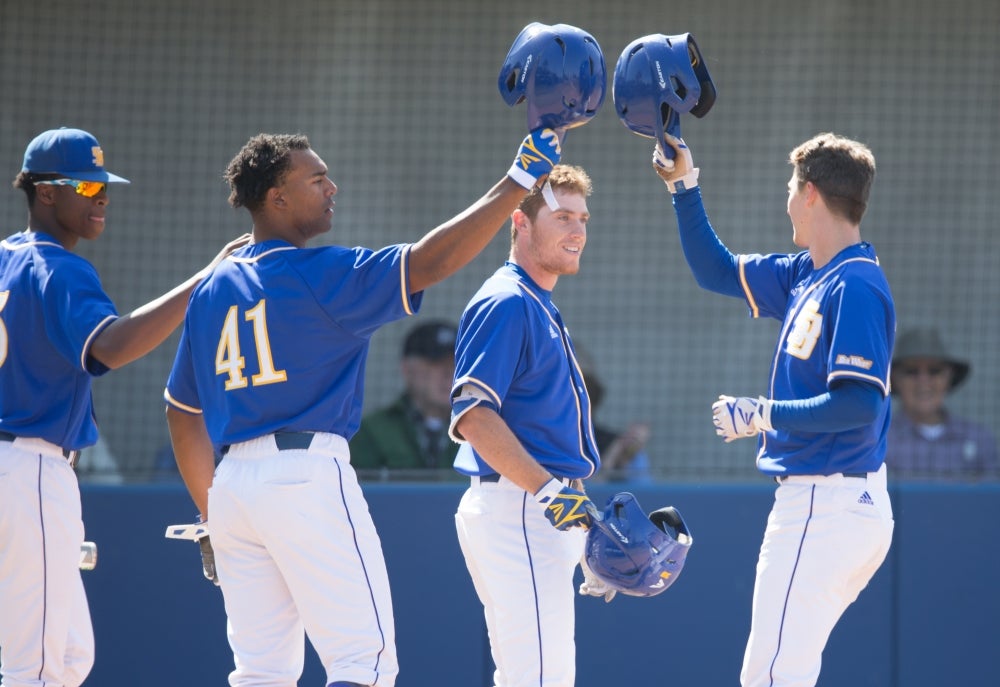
[654,61,667,90]
[520,55,532,85]
[607,521,629,543]
[92,146,105,167]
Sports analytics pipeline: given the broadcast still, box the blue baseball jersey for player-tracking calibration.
[450,262,599,479]
[0,231,117,449]
[739,243,896,475]
[164,240,421,451]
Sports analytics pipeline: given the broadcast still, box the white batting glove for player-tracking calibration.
[652,136,699,194]
[579,555,616,603]
[712,395,773,443]
[508,128,562,189]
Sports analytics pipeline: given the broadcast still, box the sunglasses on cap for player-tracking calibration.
[33,178,107,198]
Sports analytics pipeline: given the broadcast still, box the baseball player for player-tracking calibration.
[0,127,247,687]
[449,164,604,687]
[654,132,895,686]
[162,127,563,687]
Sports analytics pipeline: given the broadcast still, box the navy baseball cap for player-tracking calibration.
[21,127,129,183]
[403,320,457,360]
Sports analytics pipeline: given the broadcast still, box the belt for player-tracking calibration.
[777,472,868,482]
[221,431,315,456]
[471,473,572,486]
[0,430,80,468]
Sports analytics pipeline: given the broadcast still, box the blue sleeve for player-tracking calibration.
[769,379,883,433]
[671,188,743,298]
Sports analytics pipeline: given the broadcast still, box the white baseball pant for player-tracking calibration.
[0,439,93,687]
[209,432,396,687]
[455,475,585,687]
[741,465,894,686]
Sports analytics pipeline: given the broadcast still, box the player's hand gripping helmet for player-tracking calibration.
[498,22,607,132]
[584,492,693,597]
[612,33,716,153]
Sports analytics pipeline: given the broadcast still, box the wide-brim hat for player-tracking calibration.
[891,327,970,393]
[21,127,129,183]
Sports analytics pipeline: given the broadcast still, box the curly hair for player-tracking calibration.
[790,133,875,225]
[223,133,311,212]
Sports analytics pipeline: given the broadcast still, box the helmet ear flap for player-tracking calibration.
[684,35,717,118]
[649,506,693,545]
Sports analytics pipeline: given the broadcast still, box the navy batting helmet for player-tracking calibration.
[584,492,692,597]
[612,33,716,151]
[498,22,607,132]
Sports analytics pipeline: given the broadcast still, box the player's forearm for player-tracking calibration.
[672,188,743,297]
[166,406,215,518]
[89,276,201,369]
[456,405,554,494]
[407,178,527,293]
[769,380,883,433]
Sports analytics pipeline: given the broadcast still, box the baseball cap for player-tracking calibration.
[21,127,130,183]
[403,320,457,360]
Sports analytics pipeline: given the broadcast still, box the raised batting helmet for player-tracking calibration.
[612,33,716,151]
[498,22,607,132]
[584,492,692,597]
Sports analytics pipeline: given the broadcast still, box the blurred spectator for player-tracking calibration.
[886,328,998,480]
[577,346,652,482]
[351,320,460,475]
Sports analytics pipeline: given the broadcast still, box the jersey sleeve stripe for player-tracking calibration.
[163,389,203,414]
[452,375,502,408]
[399,245,415,316]
[828,370,889,396]
[737,256,761,318]
[79,315,118,370]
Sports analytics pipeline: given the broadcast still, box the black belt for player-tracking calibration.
[221,431,316,456]
[0,430,80,467]
[778,472,868,481]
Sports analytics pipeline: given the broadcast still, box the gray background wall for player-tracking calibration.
[2,0,997,479]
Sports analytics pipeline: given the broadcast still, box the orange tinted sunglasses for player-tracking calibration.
[34,178,107,197]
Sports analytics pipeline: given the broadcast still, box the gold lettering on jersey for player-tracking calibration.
[785,299,823,360]
[835,354,874,370]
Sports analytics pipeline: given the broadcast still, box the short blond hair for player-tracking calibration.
[511,165,592,241]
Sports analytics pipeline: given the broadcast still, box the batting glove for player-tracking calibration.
[535,478,595,531]
[508,128,562,190]
[652,136,700,194]
[579,554,616,603]
[712,395,773,443]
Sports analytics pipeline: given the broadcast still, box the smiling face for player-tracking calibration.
[893,357,954,425]
[30,180,110,248]
[511,188,590,290]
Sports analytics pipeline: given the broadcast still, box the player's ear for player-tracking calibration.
[511,208,529,231]
[268,186,286,210]
[34,183,58,207]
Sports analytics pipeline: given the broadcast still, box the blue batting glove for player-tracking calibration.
[535,478,595,531]
[508,128,562,189]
